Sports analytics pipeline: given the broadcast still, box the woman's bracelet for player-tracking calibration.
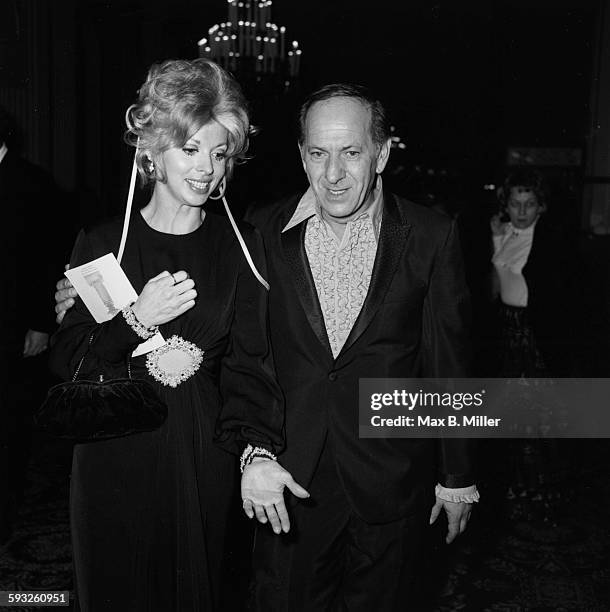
[240,444,277,473]
[121,305,159,340]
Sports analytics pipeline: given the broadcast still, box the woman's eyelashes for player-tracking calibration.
[182,146,227,162]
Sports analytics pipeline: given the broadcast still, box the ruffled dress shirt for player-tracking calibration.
[283,179,383,358]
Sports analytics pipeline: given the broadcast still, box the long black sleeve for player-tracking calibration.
[423,219,476,488]
[215,227,285,455]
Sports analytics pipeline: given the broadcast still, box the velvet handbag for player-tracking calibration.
[35,334,167,441]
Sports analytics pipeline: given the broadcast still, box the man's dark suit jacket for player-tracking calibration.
[248,189,474,524]
[0,150,60,356]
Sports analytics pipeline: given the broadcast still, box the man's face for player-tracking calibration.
[506,187,543,229]
[299,97,390,224]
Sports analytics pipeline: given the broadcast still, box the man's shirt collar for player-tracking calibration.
[282,176,384,239]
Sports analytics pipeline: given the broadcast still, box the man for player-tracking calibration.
[0,106,62,542]
[56,84,477,610]
[0,109,56,362]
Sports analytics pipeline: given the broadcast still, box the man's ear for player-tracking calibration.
[375,138,392,174]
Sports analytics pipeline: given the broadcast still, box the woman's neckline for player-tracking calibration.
[136,209,207,238]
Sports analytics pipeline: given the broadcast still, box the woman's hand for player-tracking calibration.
[131,270,196,328]
[490,213,505,237]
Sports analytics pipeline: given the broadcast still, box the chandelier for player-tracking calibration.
[198,1,302,86]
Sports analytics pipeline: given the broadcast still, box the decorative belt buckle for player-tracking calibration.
[146,335,204,388]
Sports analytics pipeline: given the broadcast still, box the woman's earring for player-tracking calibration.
[146,157,156,177]
[209,177,227,200]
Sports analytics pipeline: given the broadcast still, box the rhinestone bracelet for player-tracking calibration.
[121,305,159,340]
[240,444,277,473]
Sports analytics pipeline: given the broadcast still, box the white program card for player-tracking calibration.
[65,253,165,356]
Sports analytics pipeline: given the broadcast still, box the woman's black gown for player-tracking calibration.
[49,211,283,611]
[491,218,580,517]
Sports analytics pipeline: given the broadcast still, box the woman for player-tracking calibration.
[49,59,283,611]
[491,169,577,377]
[490,169,578,513]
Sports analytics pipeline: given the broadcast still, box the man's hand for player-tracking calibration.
[23,329,49,357]
[55,264,76,324]
[429,497,472,544]
[241,458,309,535]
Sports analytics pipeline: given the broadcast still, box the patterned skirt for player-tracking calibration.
[495,304,571,519]
[497,303,548,378]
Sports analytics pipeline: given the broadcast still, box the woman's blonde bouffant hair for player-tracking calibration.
[125,59,252,185]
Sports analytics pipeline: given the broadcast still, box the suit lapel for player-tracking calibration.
[280,219,333,356]
[339,191,411,357]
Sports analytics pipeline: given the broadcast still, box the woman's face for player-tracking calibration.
[156,120,229,208]
[506,187,543,229]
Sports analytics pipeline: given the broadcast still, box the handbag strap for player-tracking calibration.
[71,148,137,383]
[72,331,132,382]
[69,148,137,383]
[71,333,95,382]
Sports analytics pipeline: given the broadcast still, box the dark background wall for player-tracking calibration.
[0,0,609,395]
[0,0,602,224]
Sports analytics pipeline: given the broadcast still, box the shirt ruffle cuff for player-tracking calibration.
[435,484,480,503]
